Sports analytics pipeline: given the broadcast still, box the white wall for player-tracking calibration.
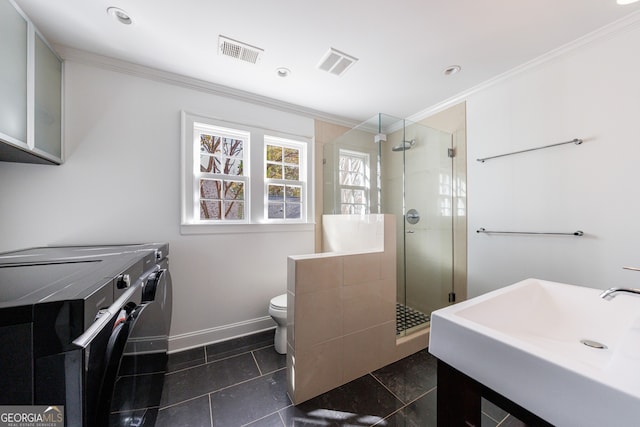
[0,61,315,351]
[466,24,640,296]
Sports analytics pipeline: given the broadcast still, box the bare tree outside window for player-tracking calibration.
[199,133,246,220]
[339,149,370,214]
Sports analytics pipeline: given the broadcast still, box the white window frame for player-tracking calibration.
[181,111,313,234]
[264,136,307,223]
[195,123,250,223]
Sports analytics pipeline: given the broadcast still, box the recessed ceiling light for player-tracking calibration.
[276,67,291,78]
[617,0,639,4]
[107,7,133,25]
[443,65,462,76]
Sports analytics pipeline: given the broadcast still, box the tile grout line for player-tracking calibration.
[370,382,437,427]
[239,406,288,427]
[483,400,509,425]
[208,393,214,427]
[251,350,264,376]
[159,393,211,411]
[369,372,407,405]
[167,344,275,375]
[495,413,511,426]
[160,366,288,411]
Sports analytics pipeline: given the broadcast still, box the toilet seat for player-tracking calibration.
[269,294,287,311]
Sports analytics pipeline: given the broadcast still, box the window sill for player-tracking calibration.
[180,222,315,235]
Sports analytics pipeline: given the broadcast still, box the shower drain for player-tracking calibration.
[580,339,608,349]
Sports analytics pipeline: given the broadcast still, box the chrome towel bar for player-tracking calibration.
[476,138,583,163]
[477,228,584,236]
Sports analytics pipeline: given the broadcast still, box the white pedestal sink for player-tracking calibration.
[429,278,640,427]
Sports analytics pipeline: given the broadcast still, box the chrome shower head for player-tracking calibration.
[392,139,416,152]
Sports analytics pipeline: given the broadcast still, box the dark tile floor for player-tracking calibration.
[156,330,524,427]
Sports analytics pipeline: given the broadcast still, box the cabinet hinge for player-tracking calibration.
[448,292,456,303]
[447,148,455,158]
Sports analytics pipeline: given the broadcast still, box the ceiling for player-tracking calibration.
[14,0,640,123]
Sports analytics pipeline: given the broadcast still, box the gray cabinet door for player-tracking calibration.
[34,33,62,160]
[0,0,28,146]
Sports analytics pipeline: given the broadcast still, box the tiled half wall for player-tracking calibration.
[286,214,429,404]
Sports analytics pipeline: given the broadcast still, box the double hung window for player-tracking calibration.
[181,111,310,230]
[338,149,370,214]
[265,137,305,221]
[197,124,249,222]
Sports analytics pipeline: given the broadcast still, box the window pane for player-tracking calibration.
[200,134,221,154]
[266,145,283,162]
[341,189,353,203]
[285,186,301,202]
[268,184,284,202]
[224,201,244,219]
[200,200,221,220]
[286,203,301,219]
[224,181,244,200]
[221,157,243,175]
[200,155,215,173]
[284,147,299,165]
[200,179,221,199]
[284,166,299,180]
[223,137,243,157]
[340,204,365,215]
[266,164,283,179]
[268,203,284,219]
[339,170,351,185]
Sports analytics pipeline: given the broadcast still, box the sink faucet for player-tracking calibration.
[600,266,640,300]
[600,287,640,300]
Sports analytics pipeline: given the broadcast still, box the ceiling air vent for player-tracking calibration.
[218,35,263,64]
[318,48,358,76]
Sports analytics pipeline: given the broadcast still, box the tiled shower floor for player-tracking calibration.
[152,330,525,426]
[396,303,430,335]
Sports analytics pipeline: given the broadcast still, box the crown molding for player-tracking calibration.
[55,45,361,129]
[407,9,640,123]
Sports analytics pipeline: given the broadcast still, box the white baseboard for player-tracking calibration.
[168,316,276,353]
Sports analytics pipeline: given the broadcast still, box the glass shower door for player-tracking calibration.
[383,118,454,337]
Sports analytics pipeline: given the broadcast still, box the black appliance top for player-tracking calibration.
[0,243,168,326]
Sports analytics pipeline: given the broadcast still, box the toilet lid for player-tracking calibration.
[270,294,287,309]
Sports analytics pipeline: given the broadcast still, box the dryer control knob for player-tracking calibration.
[116,274,131,289]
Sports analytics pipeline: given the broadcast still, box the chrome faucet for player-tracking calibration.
[600,287,640,300]
[600,267,640,300]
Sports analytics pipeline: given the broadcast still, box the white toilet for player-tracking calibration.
[268,293,287,354]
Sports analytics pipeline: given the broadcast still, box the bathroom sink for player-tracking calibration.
[429,278,640,427]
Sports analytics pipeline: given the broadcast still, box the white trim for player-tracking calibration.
[180,222,314,235]
[194,123,251,223]
[56,45,361,128]
[264,136,308,223]
[407,9,640,123]
[168,316,276,353]
[181,111,315,231]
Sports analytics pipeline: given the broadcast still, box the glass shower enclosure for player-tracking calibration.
[323,113,454,337]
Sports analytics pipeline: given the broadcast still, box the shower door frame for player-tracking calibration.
[381,117,455,338]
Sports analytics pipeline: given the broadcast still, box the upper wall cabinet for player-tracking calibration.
[0,0,63,165]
